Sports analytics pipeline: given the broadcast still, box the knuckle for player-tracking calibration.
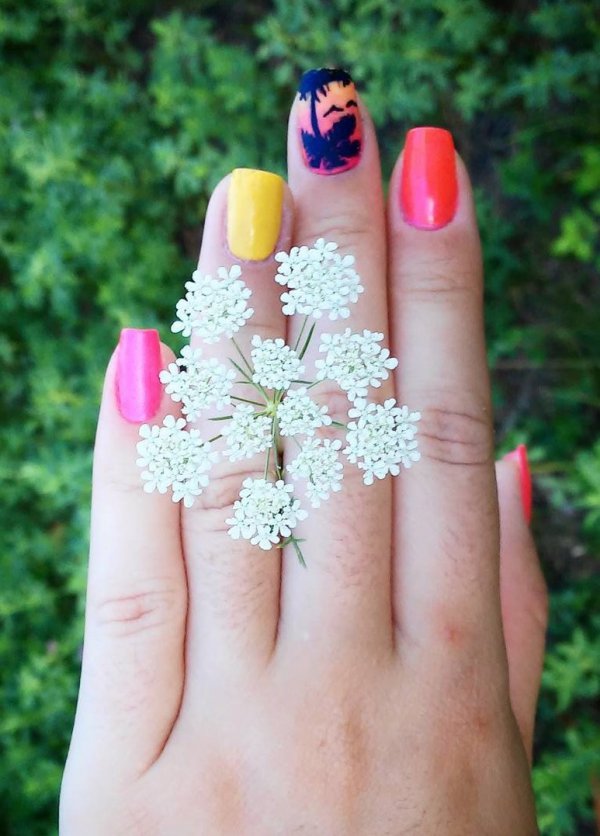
[91,579,185,639]
[417,393,493,467]
[298,208,375,254]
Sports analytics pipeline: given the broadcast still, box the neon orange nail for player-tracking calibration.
[400,127,458,230]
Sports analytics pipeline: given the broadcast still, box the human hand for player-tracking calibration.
[60,70,547,835]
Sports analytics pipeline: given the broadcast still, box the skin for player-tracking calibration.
[60,97,548,835]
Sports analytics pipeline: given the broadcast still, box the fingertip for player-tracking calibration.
[388,127,478,233]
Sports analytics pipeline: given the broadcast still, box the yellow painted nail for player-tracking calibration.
[227,168,284,261]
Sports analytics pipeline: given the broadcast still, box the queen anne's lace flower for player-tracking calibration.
[172,265,253,342]
[276,388,332,437]
[226,478,308,550]
[287,438,344,507]
[316,329,398,401]
[344,399,421,485]
[221,404,273,461]
[136,415,218,507]
[159,346,235,420]
[250,335,304,390]
[275,238,364,320]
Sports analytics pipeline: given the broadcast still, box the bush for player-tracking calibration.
[0,1,598,833]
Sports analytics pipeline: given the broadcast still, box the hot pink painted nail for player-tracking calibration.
[116,328,162,422]
[503,443,532,524]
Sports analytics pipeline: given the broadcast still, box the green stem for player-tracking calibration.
[231,336,254,374]
[208,433,222,443]
[293,314,309,353]
[231,395,263,407]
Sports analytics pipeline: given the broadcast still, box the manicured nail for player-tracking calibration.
[503,444,533,523]
[296,67,362,175]
[227,168,284,261]
[116,328,162,423]
[400,127,458,230]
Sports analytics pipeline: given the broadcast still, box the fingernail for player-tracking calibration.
[503,444,533,523]
[296,67,362,175]
[227,168,284,261]
[116,328,162,423]
[400,127,458,230]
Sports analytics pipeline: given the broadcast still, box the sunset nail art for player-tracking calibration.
[296,68,362,175]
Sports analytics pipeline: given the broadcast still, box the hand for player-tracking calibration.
[60,72,547,835]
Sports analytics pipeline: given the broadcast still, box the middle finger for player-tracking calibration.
[278,69,393,655]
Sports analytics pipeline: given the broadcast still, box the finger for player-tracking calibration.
[389,128,502,657]
[68,330,186,781]
[497,450,547,763]
[279,69,393,654]
[180,170,294,689]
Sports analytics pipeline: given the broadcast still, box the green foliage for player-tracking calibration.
[0,0,598,833]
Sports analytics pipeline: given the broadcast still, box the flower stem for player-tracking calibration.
[208,433,222,443]
[231,395,263,407]
[293,314,309,353]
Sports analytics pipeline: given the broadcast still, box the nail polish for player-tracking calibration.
[400,127,458,230]
[116,328,162,423]
[503,444,532,523]
[227,168,284,261]
[296,67,362,175]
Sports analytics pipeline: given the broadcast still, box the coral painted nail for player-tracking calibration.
[297,67,362,175]
[503,443,533,523]
[400,127,458,230]
[227,168,284,261]
[116,328,162,423]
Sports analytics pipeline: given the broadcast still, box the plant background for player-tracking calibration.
[0,0,598,833]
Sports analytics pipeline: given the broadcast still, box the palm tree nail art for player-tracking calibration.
[297,68,362,175]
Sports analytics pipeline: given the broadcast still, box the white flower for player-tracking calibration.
[275,238,364,320]
[344,399,421,485]
[171,264,253,342]
[287,438,344,507]
[221,404,273,461]
[250,335,304,390]
[277,387,332,437]
[159,345,236,420]
[136,415,218,507]
[226,478,308,550]
[316,329,398,401]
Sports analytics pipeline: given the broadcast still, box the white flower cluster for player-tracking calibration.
[344,400,421,485]
[251,336,304,390]
[316,329,398,401]
[221,404,273,462]
[275,238,364,320]
[277,388,331,437]
[226,478,308,550]
[137,239,421,561]
[137,416,218,507]
[287,438,343,507]
[172,265,253,341]
[159,346,235,420]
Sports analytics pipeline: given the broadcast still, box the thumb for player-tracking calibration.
[496,447,548,764]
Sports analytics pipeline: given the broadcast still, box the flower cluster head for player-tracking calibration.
[172,265,253,341]
[136,415,217,507]
[287,438,343,507]
[344,399,421,485]
[137,239,422,562]
[226,478,307,550]
[159,346,235,420]
[316,329,398,402]
[275,238,364,320]
[251,336,304,390]
[277,388,331,437]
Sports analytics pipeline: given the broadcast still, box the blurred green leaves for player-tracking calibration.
[0,1,598,833]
